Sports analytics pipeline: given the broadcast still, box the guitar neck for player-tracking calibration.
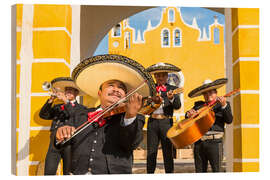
[172,87,184,95]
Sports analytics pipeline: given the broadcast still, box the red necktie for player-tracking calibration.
[156,85,167,92]
[87,110,106,127]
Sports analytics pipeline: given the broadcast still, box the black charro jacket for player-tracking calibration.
[39,100,87,131]
[158,83,181,117]
[53,107,145,175]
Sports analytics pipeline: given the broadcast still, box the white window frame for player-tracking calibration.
[168,8,175,23]
[161,28,170,48]
[173,28,182,47]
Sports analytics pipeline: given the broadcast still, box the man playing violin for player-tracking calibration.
[52,54,156,175]
[39,77,86,175]
[186,78,233,172]
[146,62,181,173]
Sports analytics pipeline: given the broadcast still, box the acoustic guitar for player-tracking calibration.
[166,89,239,149]
[139,87,184,115]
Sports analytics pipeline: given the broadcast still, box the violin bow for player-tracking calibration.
[57,80,148,146]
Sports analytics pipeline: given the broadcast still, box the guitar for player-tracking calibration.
[166,88,239,149]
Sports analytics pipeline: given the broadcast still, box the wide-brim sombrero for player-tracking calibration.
[51,77,85,96]
[188,78,228,98]
[71,54,156,99]
[147,62,181,74]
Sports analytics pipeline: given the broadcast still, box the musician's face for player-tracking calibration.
[203,89,217,102]
[154,72,168,85]
[98,80,127,108]
[65,87,78,101]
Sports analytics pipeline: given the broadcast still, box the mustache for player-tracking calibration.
[108,91,122,98]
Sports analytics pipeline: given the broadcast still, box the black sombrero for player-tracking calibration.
[188,78,228,98]
[146,62,181,74]
[71,54,156,99]
[51,77,85,96]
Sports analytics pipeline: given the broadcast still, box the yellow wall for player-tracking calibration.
[108,7,226,115]
[231,8,259,172]
[16,4,72,175]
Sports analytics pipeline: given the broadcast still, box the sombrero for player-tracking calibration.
[71,54,156,99]
[51,77,85,96]
[188,78,228,98]
[146,62,181,74]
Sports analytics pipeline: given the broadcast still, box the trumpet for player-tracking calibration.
[42,81,62,97]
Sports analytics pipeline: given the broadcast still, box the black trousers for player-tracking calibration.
[44,140,71,175]
[147,117,174,173]
[193,139,223,172]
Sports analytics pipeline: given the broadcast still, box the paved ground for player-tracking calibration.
[132,159,226,174]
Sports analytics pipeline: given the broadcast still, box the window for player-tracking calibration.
[214,28,220,44]
[124,32,131,49]
[162,29,170,47]
[174,29,181,47]
[168,9,175,23]
[112,24,121,37]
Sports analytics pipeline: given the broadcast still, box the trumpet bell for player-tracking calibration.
[42,81,51,91]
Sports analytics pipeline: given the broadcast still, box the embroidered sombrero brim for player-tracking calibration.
[188,78,228,98]
[51,77,85,96]
[147,62,181,74]
[72,54,156,99]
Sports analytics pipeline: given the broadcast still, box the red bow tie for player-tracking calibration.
[87,110,106,127]
[156,85,167,92]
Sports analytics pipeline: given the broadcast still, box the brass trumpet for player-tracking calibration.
[42,81,62,97]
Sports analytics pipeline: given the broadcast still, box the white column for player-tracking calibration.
[224,8,234,172]
[70,5,81,72]
[17,4,34,176]
[70,5,81,103]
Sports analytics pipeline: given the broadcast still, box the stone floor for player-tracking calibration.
[132,159,226,174]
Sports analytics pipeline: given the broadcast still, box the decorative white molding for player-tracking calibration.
[234,90,259,97]
[233,57,259,66]
[30,127,51,131]
[234,124,260,129]
[31,93,50,97]
[17,127,51,131]
[232,25,259,36]
[233,158,259,163]
[33,58,70,69]
[17,26,22,32]
[33,27,71,38]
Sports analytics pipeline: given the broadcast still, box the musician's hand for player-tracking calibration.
[125,92,142,119]
[217,96,227,107]
[48,95,56,103]
[186,109,197,118]
[152,95,163,104]
[56,91,68,103]
[56,125,75,142]
[167,90,174,100]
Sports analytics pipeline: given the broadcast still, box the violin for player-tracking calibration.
[167,88,239,149]
[57,80,147,146]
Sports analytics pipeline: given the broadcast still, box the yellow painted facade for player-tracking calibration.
[14,5,260,175]
[108,7,226,116]
[16,4,72,175]
[231,8,260,172]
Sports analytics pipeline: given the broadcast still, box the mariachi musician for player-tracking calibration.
[185,78,233,172]
[146,62,181,173]
[53,54,156,175]
[39,77,86,175]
